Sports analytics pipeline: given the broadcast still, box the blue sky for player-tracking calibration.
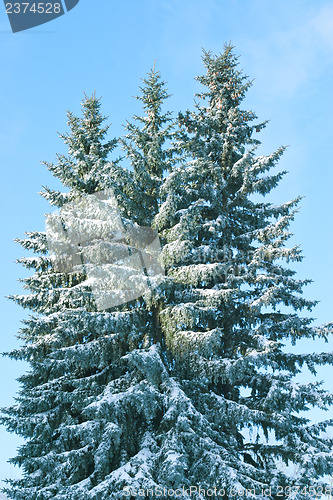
[0,0,332,486]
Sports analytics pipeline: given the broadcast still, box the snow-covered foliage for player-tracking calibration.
[1,48,333,499]
[155,46,333,497]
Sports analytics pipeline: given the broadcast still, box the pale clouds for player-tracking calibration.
[312,3,333,49]
[242,3,333,99]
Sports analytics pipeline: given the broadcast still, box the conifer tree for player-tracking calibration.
[2,50,333,500]
[120,66,175,225]
[0,95,125,499]
[0,85,170,499]
[154,45,333,497]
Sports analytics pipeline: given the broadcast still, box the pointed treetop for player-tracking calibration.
[120,65,175,224]
[136,64,171,120]
[41,93,118,199]
[197,44,252,108]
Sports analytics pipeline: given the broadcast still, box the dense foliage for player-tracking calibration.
[2,46,333,499]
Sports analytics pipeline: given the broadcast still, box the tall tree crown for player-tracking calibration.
[41,94,118,206]
[119,67,175,225]
[1,47,333,499]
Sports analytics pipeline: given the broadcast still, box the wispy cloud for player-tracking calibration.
[241,3,333,99]
[312,3,333,49]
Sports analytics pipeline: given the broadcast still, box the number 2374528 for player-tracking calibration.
[5,3,62,14]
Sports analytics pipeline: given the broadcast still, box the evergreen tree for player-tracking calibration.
[120,65,175,225]
[1,70,179,499]
[154,45,333,497]
[2,49,333,500]
[0,95,128,499]
[0,88,166,499]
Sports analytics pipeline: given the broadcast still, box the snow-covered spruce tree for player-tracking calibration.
[119,66,175,226]
[153,46,333,497]
[0,86,171,500]
[0,95,127,499]
[2,53,333,500]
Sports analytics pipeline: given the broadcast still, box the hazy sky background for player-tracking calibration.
[0,0,332,487]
